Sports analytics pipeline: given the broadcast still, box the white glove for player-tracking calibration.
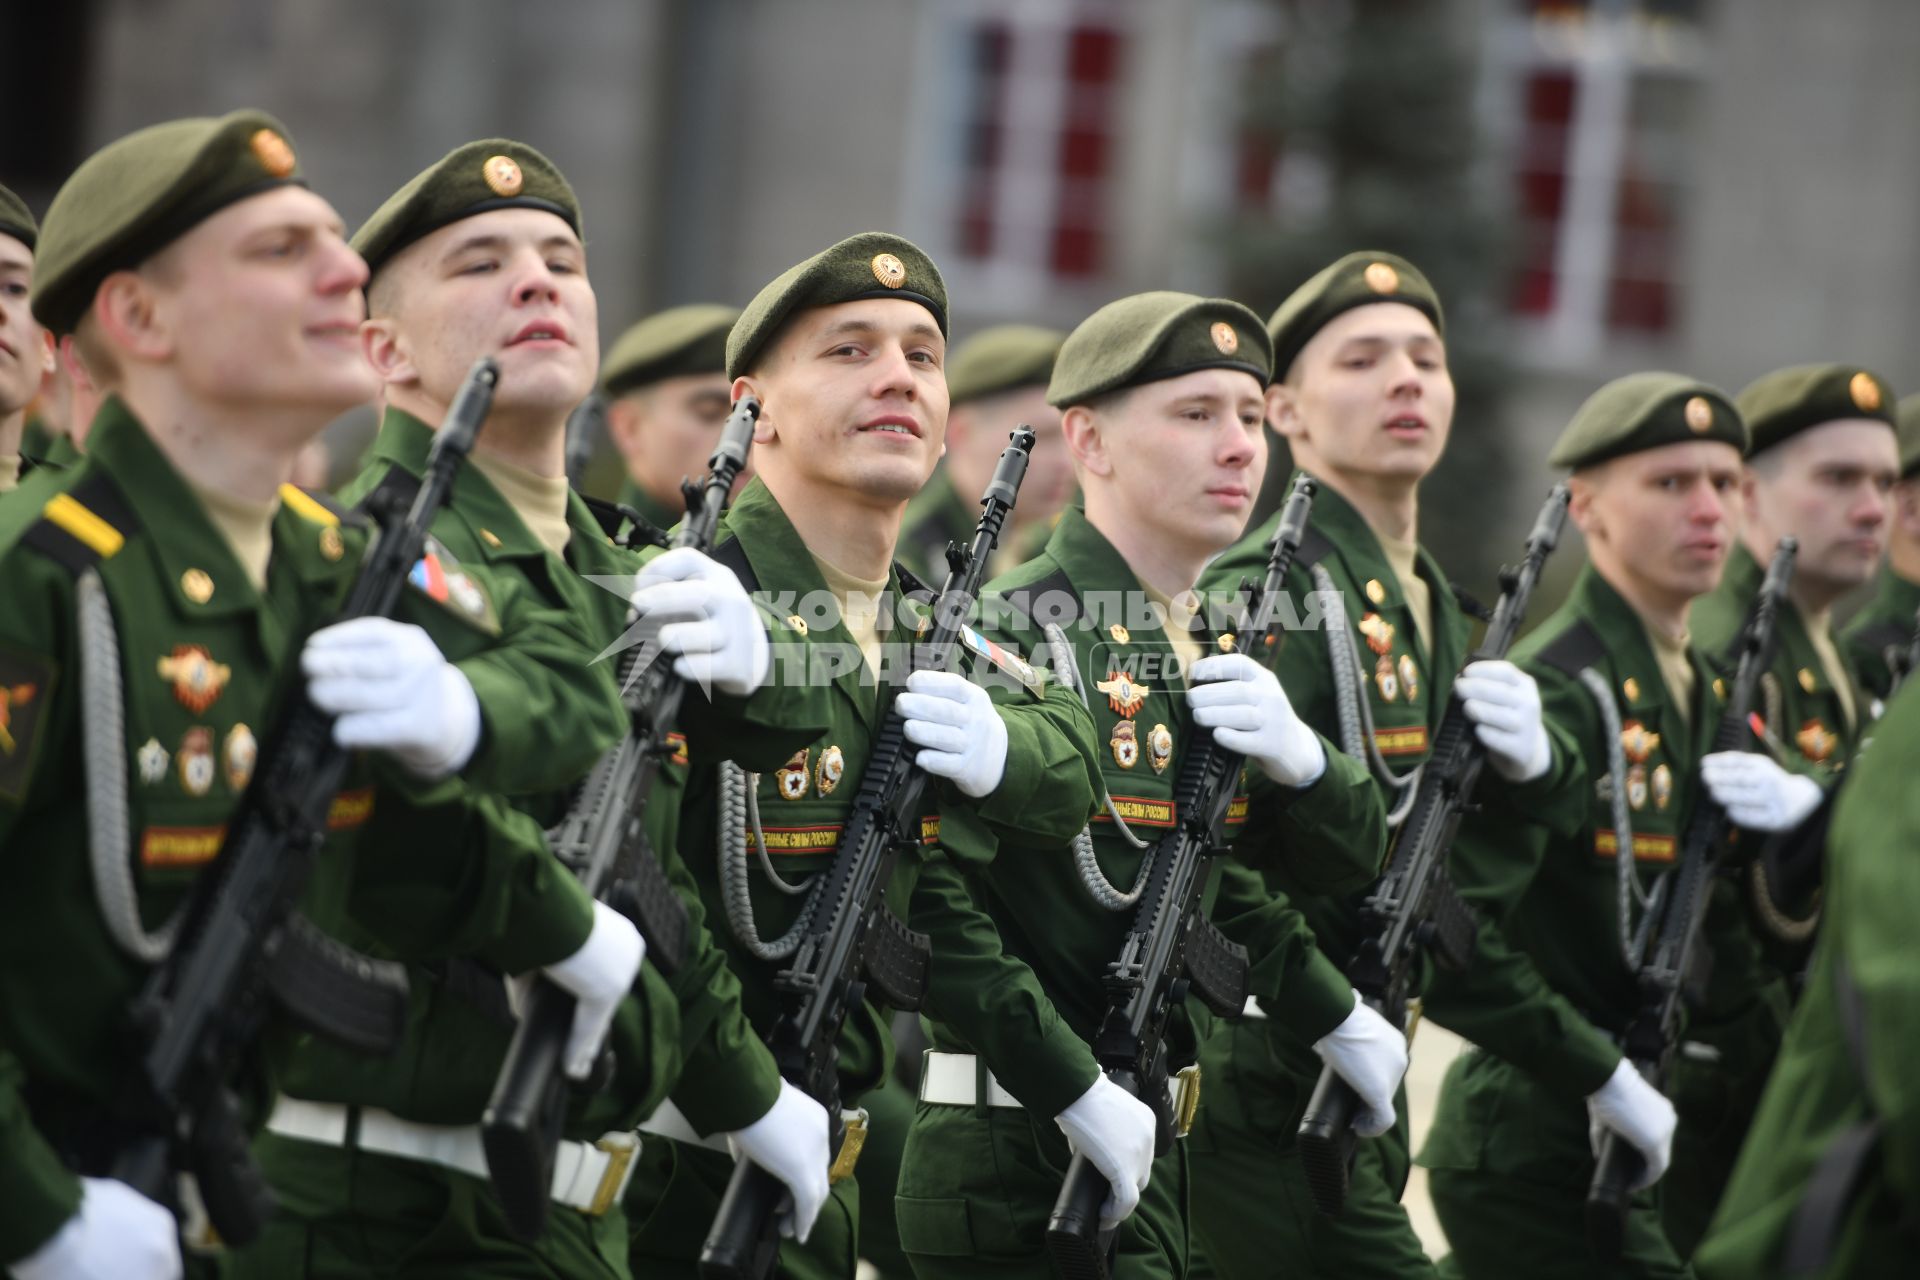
[1454,659,1553,783]
[1700,751,1825,833]
[11,1177,182,1280]
[1586,1058,1677,1191]
[302,617,481,779]
[1053,1075,1157,1232]
[539,901,644,1080]
[629,547,770,697]
[725,1081,832,1244]
[896,669,1009,798]
[1312,993,1408,1138]
[1186,653,1326,787]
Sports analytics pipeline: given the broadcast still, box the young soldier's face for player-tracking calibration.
[1572,440,1743,605]
[1744,420,1898,594]
[144,186,378,418]
[369,207,599,422]
[608,371,737,501]
[1072,366,1266,557]
[0,232,38,416]
[1274,302,1453,485]
[743,298,947,504]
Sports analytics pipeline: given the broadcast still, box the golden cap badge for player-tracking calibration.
[871,253,907,289]
[180,568,214,604]
[483,155,524,197]
[1850,371,1882,412]
[1684,396,1713,433]
[1211,322,1239,355]
[1364,262,1400,294]
[249,129,296,178]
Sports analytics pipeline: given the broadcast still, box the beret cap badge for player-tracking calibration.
[249,129,295,177]
[1363,261,1400,294]
[1684,396,1713,433]
[1850,371,1882,412]
[1211,322,1239,355]
[870,252,907,289]
[483,155,524,197]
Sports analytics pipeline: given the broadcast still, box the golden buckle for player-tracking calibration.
[1172,1064,1202,1139]
[587,1131,641,1216]
[829,1108,870,1184]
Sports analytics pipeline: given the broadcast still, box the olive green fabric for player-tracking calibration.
[726,232,946,379]
[1429,1152,1688,1280]
[853,1067,915,1278]
[352,138,581,280]
[1694,680,1920,1280]
[1735,363,1897,458]
[1547,371,1747,471]
[896,470,1051,588]
[1265,250,1444,380]
[612,478,680,538]
[0,183,36,252]
[601,304,739,398]
[626,1138,859,1280]
[32,109,304,335]
[1047,291,1270,408]
[945,324,1063,406]
[1842,561,1920,702]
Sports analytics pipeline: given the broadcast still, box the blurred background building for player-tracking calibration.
[4,0,1916,581]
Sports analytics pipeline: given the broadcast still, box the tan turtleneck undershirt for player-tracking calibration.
[1140,579,1205,681]
[1805,615,1858,734]
[1377,530,1431,659]
[0,454,19,494]
[469,452,572,558]
[1639,617,1696,727]
[187,479,278,592]
[812,554,888,676]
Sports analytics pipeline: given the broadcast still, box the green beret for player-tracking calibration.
[0,184,36,252]
[1734,363,1897,458]
[32,109,304,336]
[727,232,946,380]
[1548,372,1747,470]
[1894,394,1920,478]
[353,138,581,281]
[602,304,739,397]
[1049,292,1271,408]
[1266,251,1445,379]
[947,324,1065,406]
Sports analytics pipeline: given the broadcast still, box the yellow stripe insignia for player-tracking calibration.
[1593,829,1675,863]
[42,493,125,559]
[278,484,341,526]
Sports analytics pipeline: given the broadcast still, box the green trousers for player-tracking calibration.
[1659,1007,1784,1259]
[896,1098,1189,1280]
[228,1132,632,1279]
[1186,1016,1436,1280]
[855,1067,916,1278]
[624,1135,859,1280]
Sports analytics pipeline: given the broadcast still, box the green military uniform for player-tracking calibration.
[1841,393,1920,703]
[1668,364,1897,1258]
[602,304,740,529]
[1417,373,1776,1279]
[1693,678,1920,1280]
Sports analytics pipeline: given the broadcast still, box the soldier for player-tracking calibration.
[1187,252,1579,1280]
[0,183,42,496]
[1416,372,1788,1278]
[622,232,1100,1280]
[896,291,1396,1280]
[1842,392,1920,702]
[601,303,742,529]
[896,323,1072,583]
[0,112,628,1280]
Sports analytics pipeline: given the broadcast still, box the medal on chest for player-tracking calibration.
[157,645,231,715]
[1794,718,1836,763]
[776,748,811,800]
[1096,670,1149,719]
[1110,720,1140,769]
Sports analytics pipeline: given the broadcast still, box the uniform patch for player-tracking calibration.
[327,787,376,830]
[1111,720,1139,769]
[816,745,845,796]
[177,727,215,797]
[224,724,258,791]
[1373,725,1428,757]
[666,731,689,767]
[776,749,810,800]
[0,650,54,803]
[1096,670,1149,718]
[1794,718,1836,762]
[1594,829,1676,862]
[960,626,1044,697]
[141,825,225,868]
[157,645,231,714]
[409,540,498,632]
[1093,795,1176,828]
[1148,723,1173,774]
[1225,792,1250,826]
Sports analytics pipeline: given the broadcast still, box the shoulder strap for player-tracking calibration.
[278,483,352,525]
[21,470,142,578]
[1453,583,1493,624]
[709,534,760,593]
[1294,523,1334,571]
[1536,618,1606,678]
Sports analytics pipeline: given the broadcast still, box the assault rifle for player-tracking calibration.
[1045,474,1318,1280]
[698,427,1037,1280]
[1297,484,1571,1213]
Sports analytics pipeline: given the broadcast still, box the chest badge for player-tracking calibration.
[157,645,232,715]
[1398,653,1419,703]
[1096,670,1150,719]
[177,727,215,797]
[1794,719,1837,763]
[1110,720,1140,769]
[1626,764,1649,811]
[224,724,258,791]
[136,737,169,785]
[1375,657,1399,702]
[1797,667,1817,694]
[1148,723,1173,774]
[1651,762,1673,812]
[1619,719,1660,764]
[776,748,811,800]
[0,682,36,757]
[1357,612,1395,655]
[816,745,846,796]
[1109,624,1130,645]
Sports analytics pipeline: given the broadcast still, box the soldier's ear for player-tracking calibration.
[734,375,775,443]
[359,316,415,389]
[1566,469,1602,539]
[1062,404,1111,479]
[1267,381,1302,440]
[92,270,171,364]
[603,394,643,459]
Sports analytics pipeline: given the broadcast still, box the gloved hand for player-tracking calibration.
[1053,1075,1157,1231]
[1187,653,1325,787]
[629,547,770,697]
[896,669,1009,798]
[303,617,481,779]
[725,1081,832,1244]
[1454,659,1553,783]
[539,901,644,1080]
[1312,992,1408,1137]
[1586,1058,1677,1191]
[1701,751,1825,833]
[11,1176,182,1280]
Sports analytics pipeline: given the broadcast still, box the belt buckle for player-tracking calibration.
[1172,1064,1202,1139]
[829,1108,870,1184]
[586,1131,640,1216]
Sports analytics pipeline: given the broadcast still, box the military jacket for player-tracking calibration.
[919,505,1386,1119]
[0,398,611,1260]
[1841,562,1920,704]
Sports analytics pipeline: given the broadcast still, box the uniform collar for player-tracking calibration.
[1570,563,1721,729]
[1039,505,1212,656]
[1294,472,1439,612]
[1869,559,1920,623]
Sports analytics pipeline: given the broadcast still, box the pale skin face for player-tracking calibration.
[0,231,38,430]
[1741,419,1899,607]
[1569,440,1745,635]
[946,385,1073,532]
[1066,366,1267,596]
[607,370,736,512]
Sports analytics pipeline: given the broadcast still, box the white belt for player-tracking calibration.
[637,1098,732,1153]
[266,1098,638,1216]
[919,1051,1023,1108]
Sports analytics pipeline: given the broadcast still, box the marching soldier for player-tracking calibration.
[896,323,1071,584]
[0,112,626,1280]
[622,232,1101,1279]
[1187,252,1579,1280]
[0,183,43,497]
[896,291,1394,1280]
[601,303,742,529]
[1842,392,1920,701]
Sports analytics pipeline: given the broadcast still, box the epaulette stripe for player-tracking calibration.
[278,483,341,527]
[1536,618,1606,677]
[42,493,124,558]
